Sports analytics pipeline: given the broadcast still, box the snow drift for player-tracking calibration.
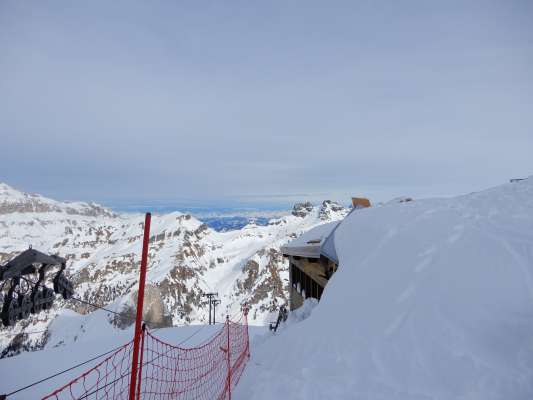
[236,178,533,399]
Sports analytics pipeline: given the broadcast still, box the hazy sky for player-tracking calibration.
[1,1,532,206]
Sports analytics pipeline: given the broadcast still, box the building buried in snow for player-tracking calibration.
[351,197,371,209]
[281,197,371,310]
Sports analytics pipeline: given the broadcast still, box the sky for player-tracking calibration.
[1,1,532,207]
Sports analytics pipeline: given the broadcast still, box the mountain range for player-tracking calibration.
[0,182,347,357]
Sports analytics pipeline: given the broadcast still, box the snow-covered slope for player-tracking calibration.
[236,178,533,400]
[0,312,267,400]
[0,183,348,356]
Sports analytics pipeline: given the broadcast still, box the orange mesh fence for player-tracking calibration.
[226,319,250,389]
[42,341,135,400]
[41,316,250,400]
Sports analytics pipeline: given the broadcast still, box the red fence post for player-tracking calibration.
[129,212,151,400]
[243,304,250,359]
[135,323,146,400]
[226,315,232,400]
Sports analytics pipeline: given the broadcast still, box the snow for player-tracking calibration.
[235,178,533,399]
[280,221,339,258]
[1,182,349,356]
[0,182,115,217]
[2,179,533,398]
[0,306,267,399]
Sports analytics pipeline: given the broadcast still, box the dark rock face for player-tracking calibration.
[158,262,206,324]
[233,248,289,321]
[0,330,49,359]
[291,202,314,217]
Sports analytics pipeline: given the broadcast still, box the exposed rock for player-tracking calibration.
[291,202,314,217]
[390,196,414,203]
[0,181,348,355]
[0,183,115,217]
[0,330,49,359]
[319,200,346,220]
[113,285,172,329]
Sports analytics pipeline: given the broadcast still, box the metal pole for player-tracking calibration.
[213,299,221,324]
[129,212,151,400]
[208,296,212,325]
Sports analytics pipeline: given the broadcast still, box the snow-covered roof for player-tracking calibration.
[281,221,340,259]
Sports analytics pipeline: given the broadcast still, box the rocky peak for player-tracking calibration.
[319,200,346,220]
[0,182,115,218]
[291,202,314,217]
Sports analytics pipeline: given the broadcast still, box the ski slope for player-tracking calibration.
[0,307,266,399]
[236,178,533,399]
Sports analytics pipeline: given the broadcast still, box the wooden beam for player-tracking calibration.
[290,256,328,288]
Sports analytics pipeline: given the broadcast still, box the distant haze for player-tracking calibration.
[1,1,532,206]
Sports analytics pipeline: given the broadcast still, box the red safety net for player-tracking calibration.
[42,315,250,400]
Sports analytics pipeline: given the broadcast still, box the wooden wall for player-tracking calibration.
[289,255,335,311]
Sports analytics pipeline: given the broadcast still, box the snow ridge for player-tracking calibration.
[236,178,533,400]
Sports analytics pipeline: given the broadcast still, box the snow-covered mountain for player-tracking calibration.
[3,179,532,399]
[0,183,348,356]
